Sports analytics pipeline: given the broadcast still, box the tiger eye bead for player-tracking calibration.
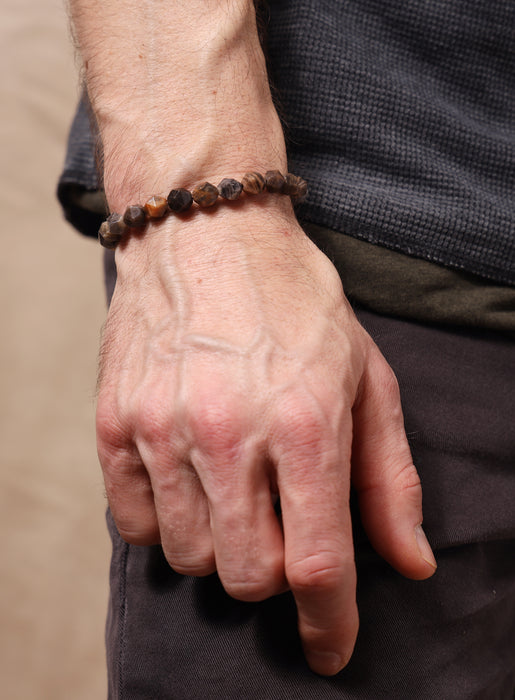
[144,195,169,219]
[265,170,286,193]
[107,212,129,236]
[282,173,308,201]
[98,221,119,249]
[192,182,219,208]
[123,205,147,227]
[98,213,127,249]
[217,178,243,201]
[167,188,193,213]
[241,171,265,195]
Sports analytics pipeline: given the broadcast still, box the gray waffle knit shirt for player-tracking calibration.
[58,0,515,285]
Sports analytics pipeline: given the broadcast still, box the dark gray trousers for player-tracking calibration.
[103,251,515,700]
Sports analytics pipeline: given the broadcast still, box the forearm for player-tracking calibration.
[68,0,286,213]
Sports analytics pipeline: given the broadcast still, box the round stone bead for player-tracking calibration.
[282,173,308,201]
[241,172,265,195]
[144,195,169,219]
[265,170,286,193]
[192,182,219,207]
[123,205,147,227]
[217,178,243,201]
[167,188,193,213]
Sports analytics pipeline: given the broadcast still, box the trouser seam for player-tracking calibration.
[117,541,130,700]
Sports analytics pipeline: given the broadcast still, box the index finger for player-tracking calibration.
[273,403,358,676]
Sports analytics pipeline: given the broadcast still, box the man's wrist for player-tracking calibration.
[112,194,305,272]
[99,170,307,249]
[101,127,287,216]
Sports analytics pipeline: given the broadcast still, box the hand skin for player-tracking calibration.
[69,0,437,677]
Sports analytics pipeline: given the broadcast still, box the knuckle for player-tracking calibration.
[96,434,132,481]
[164,550,216,578]
[172,561,216,577]
[222,573,274,602]
[286,551,347,594]
[190,398,244,455]
[105,475,159,544]
[96,395,127,449]
[274,396,326,449]
[133,394,173,444]
[160,525,215,577]
[114,511,160,546]
[394,460,422,497]
[117,526,159,546]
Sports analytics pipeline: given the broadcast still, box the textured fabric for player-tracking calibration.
[265,0,515,284]
[57,94,105,237]
[104,302,515,699]
[59,1,515,285]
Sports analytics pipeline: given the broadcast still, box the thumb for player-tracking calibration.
[351,347,436,580]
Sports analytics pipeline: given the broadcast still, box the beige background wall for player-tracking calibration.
[1,1,109,697]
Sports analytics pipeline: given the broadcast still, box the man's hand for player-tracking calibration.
[96,202,436,676]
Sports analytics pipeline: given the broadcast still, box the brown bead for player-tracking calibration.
[98,213,127,248]
[282,173,308,201]
[107,212,129,236]
[167,188,193,213]
[217,178,243,201]
[144,195,169,219]
[123,205,147,227]
[98,221,119,249]
[192,182,219,208]
[265,170,286,193]
[241,171,265,195]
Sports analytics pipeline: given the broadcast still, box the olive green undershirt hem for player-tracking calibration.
[304,223,515,335]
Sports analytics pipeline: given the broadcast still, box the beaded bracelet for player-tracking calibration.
[98,170,307,248]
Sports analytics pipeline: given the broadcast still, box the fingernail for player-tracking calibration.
[306,650,343,676]
[415,524,437,570]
